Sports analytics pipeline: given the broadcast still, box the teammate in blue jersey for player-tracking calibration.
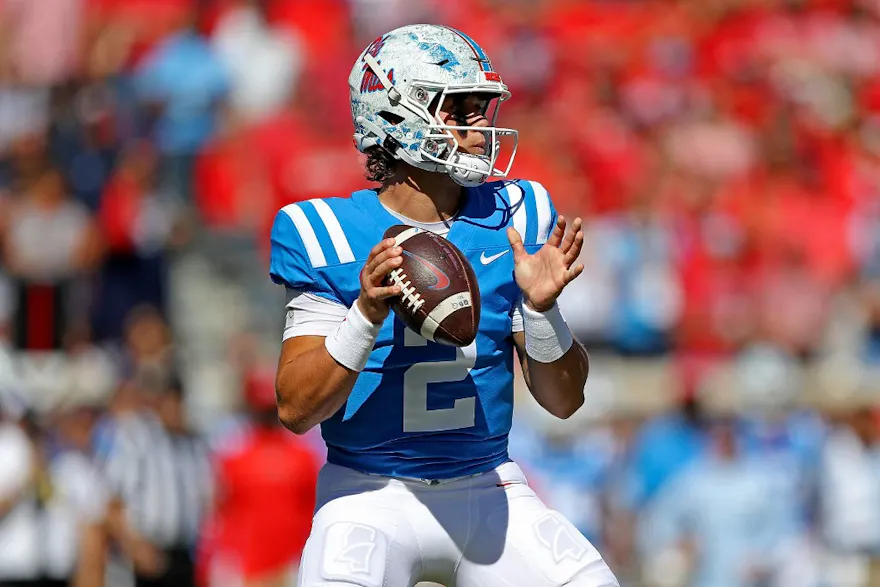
[270,24,618,587]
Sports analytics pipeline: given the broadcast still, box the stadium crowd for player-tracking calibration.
[1,0,880,586]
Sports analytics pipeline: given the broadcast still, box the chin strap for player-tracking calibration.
[448,152,492,187]
[356,117,493,186]
[363,53,402,105]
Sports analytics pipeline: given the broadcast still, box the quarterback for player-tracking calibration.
[270,24,619,587]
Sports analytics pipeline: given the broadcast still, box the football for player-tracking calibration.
[383,225,481,347]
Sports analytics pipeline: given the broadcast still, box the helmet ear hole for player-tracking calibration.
[378,111,404,125]
[382,134,403,154]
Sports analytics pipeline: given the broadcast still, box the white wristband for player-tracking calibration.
[324,302,382,372]
[522,302,574,363]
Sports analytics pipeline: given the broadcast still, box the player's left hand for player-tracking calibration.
[507,216,584,313]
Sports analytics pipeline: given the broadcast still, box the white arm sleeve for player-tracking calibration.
[283,288,349,340]
[511,297,573,334]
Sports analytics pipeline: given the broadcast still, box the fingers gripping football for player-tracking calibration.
[356,238,403,324]
[368,242,404,285]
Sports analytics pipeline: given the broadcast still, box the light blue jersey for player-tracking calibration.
[269,179,557,480]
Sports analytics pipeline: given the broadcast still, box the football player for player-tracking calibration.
[270,24,619,587]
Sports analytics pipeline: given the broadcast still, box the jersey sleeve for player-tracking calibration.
[284,289,348,340]
[508,179,559,253]
[269,206,344,304]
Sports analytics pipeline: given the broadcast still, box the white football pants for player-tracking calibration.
[297,461,619,587]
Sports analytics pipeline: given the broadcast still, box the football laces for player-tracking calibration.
[389,268,425,312]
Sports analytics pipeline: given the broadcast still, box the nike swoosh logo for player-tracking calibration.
[480,250,509,265]
[402,250,451,290]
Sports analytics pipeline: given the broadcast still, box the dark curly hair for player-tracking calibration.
[364,146,399,183]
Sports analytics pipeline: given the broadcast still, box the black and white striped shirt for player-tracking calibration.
[103,413,212,549]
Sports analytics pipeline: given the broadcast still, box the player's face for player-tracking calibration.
[437,93,496,156]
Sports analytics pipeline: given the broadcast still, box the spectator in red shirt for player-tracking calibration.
[201,368,319,587]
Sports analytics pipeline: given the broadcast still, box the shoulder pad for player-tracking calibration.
[499,179,557,248]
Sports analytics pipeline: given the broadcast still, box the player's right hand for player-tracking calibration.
[356,238,403,324]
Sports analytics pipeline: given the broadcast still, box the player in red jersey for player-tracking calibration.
[202,369,320,587]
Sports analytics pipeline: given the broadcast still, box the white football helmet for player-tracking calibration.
[348,24,518,187]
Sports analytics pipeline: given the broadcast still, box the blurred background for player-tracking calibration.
[1,0,880,586]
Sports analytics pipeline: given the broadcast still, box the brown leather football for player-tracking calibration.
[382,225,481,347]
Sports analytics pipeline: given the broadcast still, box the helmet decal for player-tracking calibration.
[416,43,461,73]
[360,35,392,94]
[361,68,394,94]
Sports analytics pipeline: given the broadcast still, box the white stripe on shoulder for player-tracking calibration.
[532,182,553,244]
[310,199,356,264]
[506,183,528,240]
[281,203,327,268]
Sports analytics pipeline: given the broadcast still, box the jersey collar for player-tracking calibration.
[358,186,488,251]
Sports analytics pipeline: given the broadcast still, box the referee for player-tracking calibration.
[102,376,212,587]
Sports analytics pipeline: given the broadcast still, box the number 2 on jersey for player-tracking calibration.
[402,328,477,432]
